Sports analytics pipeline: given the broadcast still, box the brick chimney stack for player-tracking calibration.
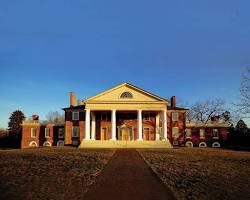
[70,91,75,107]
[170,96,176,107]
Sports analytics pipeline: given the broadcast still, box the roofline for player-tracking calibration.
[83,82,168,102]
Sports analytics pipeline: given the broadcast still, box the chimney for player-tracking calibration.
[32,115,39,121]
[170,96,176,107]
[211,116,220,123]
[70,91,75,107]
[77,99,82,106]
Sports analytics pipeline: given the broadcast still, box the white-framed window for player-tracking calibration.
[213,129,219,138]
[58,128,64,138]
[72,126,79,137]
[172,127,179,139]
[212,142,220,148]
[120,92,133,99]
[199,129,205,139]
[143,113,150,121]
[29,141,38,147]
[43,141,51,147]
[31,128,36,138]
[45,128,50,138]
[57,140,64,147]
[185,129,192,139]
[101,112,108,121]
[72,112,79,120]
[185,141,193,147]
[172,112,179,121]
[199,142,207,148]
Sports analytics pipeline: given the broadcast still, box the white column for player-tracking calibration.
[111,109,116,140]
[91,112,96,140]
[137,110,143,141]
[155,113,160,140]
[162,109,167,140]
[85,109,90,140]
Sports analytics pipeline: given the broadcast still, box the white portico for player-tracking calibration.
[79,82,170,148]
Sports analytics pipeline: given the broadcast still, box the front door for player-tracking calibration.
[101,128,107,140]
[120,127,132,140]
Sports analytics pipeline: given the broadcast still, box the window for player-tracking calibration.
[72,112,79,120]
[72,126,79,137]
[43,141,51,147]
[172,127,179,139]
[199,129,205,139]
[29,141,37,147]
[31,128,36,138]
[120,92,133,99]
[143,113,150,121]
[72,140,78,146]
[101,113,108,121]
[172,112,179,121]
[213,129,219,138]
[45,128,50,138]
[185,129,192,139]
[58,128,64,138]
[57,140,64,147]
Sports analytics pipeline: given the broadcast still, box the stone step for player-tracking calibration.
[79,140,172,148]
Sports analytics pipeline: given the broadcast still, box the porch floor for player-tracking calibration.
[79,140,172,148]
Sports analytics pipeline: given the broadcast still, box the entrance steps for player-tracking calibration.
[79,139,172,148]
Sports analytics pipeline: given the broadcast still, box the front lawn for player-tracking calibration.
[138,148,250,200]
[0,147,114,200]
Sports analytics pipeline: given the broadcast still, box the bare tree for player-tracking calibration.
[236,66,250,118]
[186,99,226,123]
[46,111,64,123]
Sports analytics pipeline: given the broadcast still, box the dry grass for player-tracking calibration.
[0,147,115,200]
[138,148,250,200]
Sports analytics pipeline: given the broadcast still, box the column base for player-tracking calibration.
[137,139,143,141]
[110,138,117,141]
[84,138,91,140]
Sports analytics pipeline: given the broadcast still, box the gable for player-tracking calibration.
[84,83,167,103]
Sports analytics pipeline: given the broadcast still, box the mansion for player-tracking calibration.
[21,82,229,148]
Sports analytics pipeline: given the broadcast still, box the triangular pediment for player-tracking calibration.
[84,82,167,103]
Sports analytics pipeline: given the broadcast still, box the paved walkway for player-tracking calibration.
[84,149,175,200]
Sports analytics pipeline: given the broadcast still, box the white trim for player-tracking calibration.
[185,141,193,147]
[72,111,79,120]
[43,141,51,147]
[199,142,207,148]
[162,110,167,139]
[199,129,205,139]
[111,110,116,140]
[137,109,143,141]
[72,126,79,137]
[172,112,179,121]
[91,112,96,140]
[31,128,36,138]
[84,109,91,140]
[57,140,64,147]
[29,141,38,147]
[45,128,50,138]
[212,142,221,148]
[120,91,133,99]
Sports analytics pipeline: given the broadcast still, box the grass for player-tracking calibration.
[0,147,115,200]
[138,148,250,200]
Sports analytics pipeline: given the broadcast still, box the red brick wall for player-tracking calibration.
[186,126,228,147]
[21,125,40,148]
[167,111,186,146]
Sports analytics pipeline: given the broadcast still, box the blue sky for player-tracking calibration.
[0,0,250,128]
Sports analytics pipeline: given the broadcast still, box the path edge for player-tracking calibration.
[136,149,176,200]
